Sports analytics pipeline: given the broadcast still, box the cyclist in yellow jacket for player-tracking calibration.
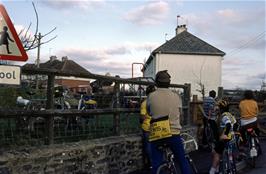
[239,90,259,144]
[140,85,155,169]
[209,100,238,174]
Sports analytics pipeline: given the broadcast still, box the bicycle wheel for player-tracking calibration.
[221,151,237,174]
[248,137,257,168]
[230,157,237,174]
[156,163,179,174]
[221,153,229,174]
[186,155,198,174]
[250,157,256,168]
[255,137,262,156]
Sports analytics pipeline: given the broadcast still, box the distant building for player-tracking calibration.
[143,25,225,96]
[22,56,92,94]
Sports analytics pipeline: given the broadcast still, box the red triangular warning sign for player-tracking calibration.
[0,4,28,61]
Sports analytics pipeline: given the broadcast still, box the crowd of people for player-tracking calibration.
[139,70,260,174]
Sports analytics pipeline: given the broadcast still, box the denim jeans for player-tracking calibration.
[142,130,152,167]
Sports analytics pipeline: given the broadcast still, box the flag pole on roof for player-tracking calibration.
[177,15,181,27]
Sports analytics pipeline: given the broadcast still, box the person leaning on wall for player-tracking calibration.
[140,84,155,170]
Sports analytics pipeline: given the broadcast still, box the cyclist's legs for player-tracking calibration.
[202,117,208,145]
[142,130,152,168]
[214,141,225,165]
[168,135,191,174]
[240,120,258,144]
[150,140,164,174]
[209,119,219,142]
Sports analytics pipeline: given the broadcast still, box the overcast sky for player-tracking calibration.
[1,0,266,90]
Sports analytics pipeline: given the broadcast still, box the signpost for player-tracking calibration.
[0,4,27,85]
[0,65,20,85]
[0,4,28,61]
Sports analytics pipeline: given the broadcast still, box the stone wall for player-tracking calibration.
[0,135,143,174]
[0,127,197,174]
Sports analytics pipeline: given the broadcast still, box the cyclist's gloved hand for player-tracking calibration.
[220,134,230,140]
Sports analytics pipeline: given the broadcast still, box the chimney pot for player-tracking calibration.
[62,56,68,61]
[50,56,57,62]
[176,24,187,35]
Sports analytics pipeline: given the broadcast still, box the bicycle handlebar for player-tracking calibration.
[181,132,198,151]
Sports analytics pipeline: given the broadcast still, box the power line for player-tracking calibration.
[226,30,266,56]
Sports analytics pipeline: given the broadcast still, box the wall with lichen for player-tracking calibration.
[0,127,197,174]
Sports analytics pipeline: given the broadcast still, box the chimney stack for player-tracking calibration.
[176,24,187,35]
[50,56,57,62]
[62,56,68,62]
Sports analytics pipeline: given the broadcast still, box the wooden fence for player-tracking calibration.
[0,66,192,146]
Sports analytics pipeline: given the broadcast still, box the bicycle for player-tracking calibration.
[219,136,237,174]
[156,133,199,174]
[77,92,97,132]
[156,143,178,174]
[241,127,262,168]
[16,91,46,132]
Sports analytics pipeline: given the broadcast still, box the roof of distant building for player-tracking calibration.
[22,57,90,75]
[145,30,225,67]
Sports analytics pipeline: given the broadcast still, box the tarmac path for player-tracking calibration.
[239,137,266,174]
[131,138,266,174]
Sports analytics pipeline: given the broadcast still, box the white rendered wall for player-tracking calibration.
[145,53,223,97]
[143,57,156,79]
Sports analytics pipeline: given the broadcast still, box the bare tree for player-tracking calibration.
[18,2,57,52]
[18,2,57,90]
[192,58,207,98]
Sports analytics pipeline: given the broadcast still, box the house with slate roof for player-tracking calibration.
[143,25,225,96]
[22,56,92,94]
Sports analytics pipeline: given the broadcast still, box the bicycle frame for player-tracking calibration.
[156,133,199,174]
[221,140,237,174]
[237,126,261,168]
[247,128,258,157]
[156,144,178,174]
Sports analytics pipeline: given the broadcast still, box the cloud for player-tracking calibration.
[217,9,242,23]
[79,60,130,76]
[186,7,265,30]
[242,73,266,89]
[52,42,159,77]
[41,0,105,11]
[176,0,183,6]
[123,1,169,25]
[222,64,265,89]
[56,42,158,59]
[183,7,265,50]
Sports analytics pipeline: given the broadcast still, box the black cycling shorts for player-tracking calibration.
[214,140,225,155]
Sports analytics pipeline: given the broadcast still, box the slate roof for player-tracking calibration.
[145,31,225,66]
[22,59,91,75]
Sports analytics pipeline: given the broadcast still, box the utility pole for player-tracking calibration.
[35,32,41,90]
[36,32,41,68]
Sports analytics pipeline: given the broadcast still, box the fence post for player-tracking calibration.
[45,74,55,145]
[192,95,198,124]
[113,79,120,135]
[183,83,191,125]
[218,86,223,99]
